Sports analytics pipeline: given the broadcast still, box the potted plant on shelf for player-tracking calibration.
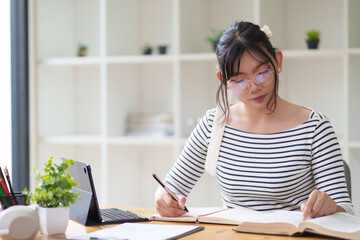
[24,157,81,235]
[142,43,153,55]
[206,29,223,52]
[78,42,88,57]
[158,44,168,54]
[306,30,320,49]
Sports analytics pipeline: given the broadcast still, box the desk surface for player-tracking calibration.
[30,207,334,240]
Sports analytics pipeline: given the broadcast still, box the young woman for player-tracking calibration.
[155,21,353,219]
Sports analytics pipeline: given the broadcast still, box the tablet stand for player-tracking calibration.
[69,188,93,225]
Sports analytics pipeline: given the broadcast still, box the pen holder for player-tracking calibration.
[0,192,28,210]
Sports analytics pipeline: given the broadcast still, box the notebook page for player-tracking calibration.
[206,207,266,222]
[186,207,224,217]
[72,223,203,240]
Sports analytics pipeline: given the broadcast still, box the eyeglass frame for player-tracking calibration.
[227,66,275,95]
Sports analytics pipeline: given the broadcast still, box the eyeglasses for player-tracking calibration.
[228,68,274,95]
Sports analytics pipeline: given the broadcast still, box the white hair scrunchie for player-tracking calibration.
[261,25,272,38]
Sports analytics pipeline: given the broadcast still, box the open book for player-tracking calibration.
[150,207,360,240]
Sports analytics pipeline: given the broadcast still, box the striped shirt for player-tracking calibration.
[165,108,354,215]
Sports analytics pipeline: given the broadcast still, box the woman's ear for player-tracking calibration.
[275,51,283,73]
[217,71,223,81]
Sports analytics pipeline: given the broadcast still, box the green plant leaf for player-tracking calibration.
[206,28,223,44]
[26,156,81,208]
[306,29,320,40]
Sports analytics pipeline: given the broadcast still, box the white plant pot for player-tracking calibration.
[36,206,70,235]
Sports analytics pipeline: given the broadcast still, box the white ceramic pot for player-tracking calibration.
[36,206,69,235]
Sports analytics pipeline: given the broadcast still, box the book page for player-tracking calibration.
[232,210,302,236]
[304,212,360,233]
[72,223,204,240]
[206,208,302,226]
[252,210,303,226]
[234,211,302,236]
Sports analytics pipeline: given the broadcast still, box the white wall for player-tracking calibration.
[0,0,12,173]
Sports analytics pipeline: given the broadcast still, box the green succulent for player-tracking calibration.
[206,28,223,44]
[24,156,81,208]
[79,46,87,51]
[306,30,320,40]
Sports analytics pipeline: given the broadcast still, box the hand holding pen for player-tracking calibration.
[153,174,189,216]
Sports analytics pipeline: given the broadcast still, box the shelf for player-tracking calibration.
[38,50,348,66]
[282,49,344,59]
[179,53,216,62]
[107,55,174,64]
[31,0,360,212]
[107,136,176,146]
[39,55,175,66]
[349,48,360,55]
[40,135,102,145]
[178,50,344,61]
[349,142,360,149]
[40,57,102,66]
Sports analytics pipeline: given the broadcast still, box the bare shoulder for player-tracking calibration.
[286,103,312,122]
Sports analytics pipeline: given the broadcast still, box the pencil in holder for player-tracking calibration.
[0,192,28,210]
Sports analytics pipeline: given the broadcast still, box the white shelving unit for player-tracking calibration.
[30,0,360,214]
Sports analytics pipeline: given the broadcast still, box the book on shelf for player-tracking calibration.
[125,112,173,137]
[150,207,360,240]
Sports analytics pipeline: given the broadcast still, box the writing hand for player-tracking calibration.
[155,190,187,217]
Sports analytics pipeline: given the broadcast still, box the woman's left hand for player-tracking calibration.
[301,190,344,220]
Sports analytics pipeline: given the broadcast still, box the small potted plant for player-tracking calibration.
[78,42,88,56]
[24,157,80,235]
[158,44,168,55]
[206,29,223,52]
[306,30,320,49]
[142,43,153,55]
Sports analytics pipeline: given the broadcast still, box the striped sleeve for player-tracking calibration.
[311,115,354,215]
[164,110,214,197]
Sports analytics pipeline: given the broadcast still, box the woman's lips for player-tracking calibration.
[252,94,266,103]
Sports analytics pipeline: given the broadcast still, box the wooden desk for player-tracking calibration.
[33,207,335,240]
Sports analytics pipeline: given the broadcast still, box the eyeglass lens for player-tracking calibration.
[230,69,273,95]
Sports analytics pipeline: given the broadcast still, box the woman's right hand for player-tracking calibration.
[155,189,187,217]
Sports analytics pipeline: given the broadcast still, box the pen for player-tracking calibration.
[152,173,188,212]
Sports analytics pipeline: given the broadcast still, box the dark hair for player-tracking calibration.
[215,21,278,122]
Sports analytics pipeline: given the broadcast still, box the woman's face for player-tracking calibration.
[227,51,281,110]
